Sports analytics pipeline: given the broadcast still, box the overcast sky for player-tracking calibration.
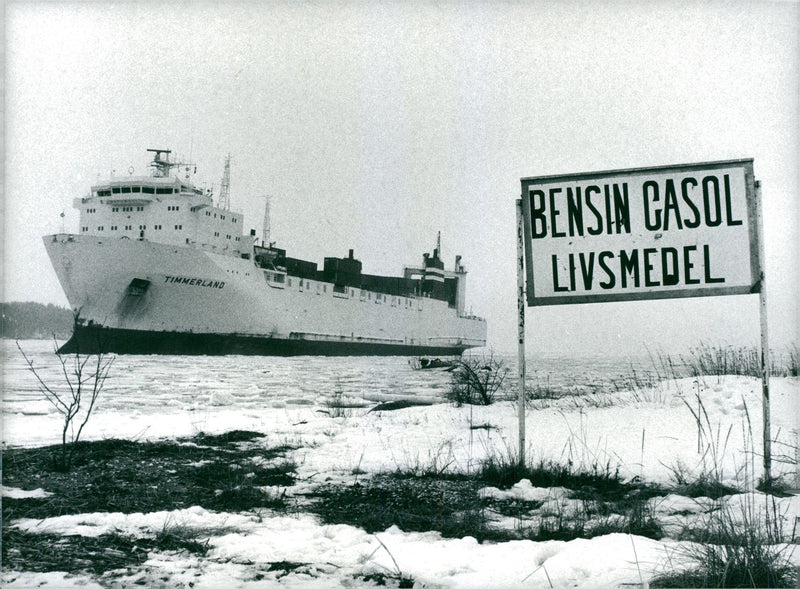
[4,1,798,355]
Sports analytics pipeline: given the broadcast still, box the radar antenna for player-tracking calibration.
[146,149,194,178]
[218,154,232,211]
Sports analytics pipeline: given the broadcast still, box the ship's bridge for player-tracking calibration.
[74,176,212,208]
[90,176,204,198]
[72,174,243,254]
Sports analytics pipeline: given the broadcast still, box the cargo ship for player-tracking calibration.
[44,149,487,355]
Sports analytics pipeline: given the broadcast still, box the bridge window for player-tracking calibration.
[121,187,131,194]
[112,187,121,194]
[156,187,173,195]
[142,186,155,194]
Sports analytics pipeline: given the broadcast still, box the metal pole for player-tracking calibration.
[754,180,771,487]
[516,199,526,468]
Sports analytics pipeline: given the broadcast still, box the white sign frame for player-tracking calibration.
[520,159,760,307]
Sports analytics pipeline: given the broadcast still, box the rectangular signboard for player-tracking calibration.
[520,159,760,306]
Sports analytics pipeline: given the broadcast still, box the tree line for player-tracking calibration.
[0,302,74,339]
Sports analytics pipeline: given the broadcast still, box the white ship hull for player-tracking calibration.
[44,234,487,355]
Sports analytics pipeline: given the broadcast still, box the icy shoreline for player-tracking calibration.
[5,375,798,486]
[3,371,799,588]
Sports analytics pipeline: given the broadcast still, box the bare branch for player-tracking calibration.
[17,339,112,472]
[17,341,70,414]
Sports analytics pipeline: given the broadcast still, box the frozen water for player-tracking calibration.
[3,340,657,418]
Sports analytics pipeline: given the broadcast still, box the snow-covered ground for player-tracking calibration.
[2,341,799,588]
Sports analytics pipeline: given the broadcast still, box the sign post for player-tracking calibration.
[516,199,527,468]
[518,159,773,485]
[754,180,772,487]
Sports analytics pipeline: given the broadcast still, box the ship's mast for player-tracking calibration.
[262,196,272,247]
[218,154,231,211]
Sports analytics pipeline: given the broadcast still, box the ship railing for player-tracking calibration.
[427,336,487,346]
[289,331,404,344]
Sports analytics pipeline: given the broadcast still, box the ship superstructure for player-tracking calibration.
[45,149,487,355]
[73,149,245,254]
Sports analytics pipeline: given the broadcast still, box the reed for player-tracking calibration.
[652,396,797,588]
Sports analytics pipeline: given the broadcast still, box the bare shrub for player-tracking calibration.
[17,338,114,471]
[446,354,508,406]
[787,344,798,377]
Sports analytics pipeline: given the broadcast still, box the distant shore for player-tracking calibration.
[0,301,73,340]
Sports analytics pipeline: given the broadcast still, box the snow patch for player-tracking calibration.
[0,571,104,589]
[1,485,53,499]
[480,479,571,503]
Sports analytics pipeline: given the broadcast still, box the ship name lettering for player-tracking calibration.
[163,275,225,289]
